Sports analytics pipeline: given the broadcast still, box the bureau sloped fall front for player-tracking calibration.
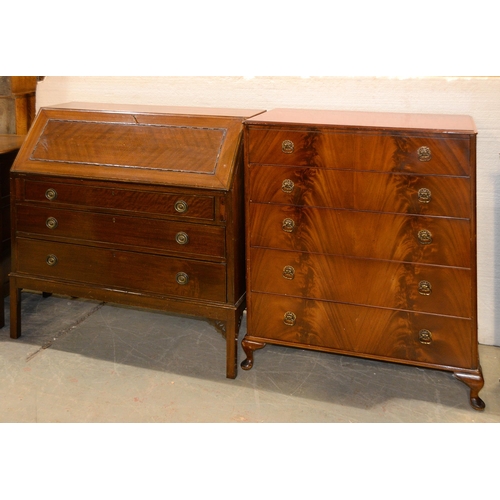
[242,108,485,411]
[9,103,264,379]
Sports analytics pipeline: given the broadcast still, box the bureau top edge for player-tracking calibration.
[244,108,477,135]
[47,102,266,120]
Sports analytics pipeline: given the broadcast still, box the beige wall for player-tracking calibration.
[36,76,500,346]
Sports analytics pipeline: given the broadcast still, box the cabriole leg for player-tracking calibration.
[454,368,485,411]
[240,338,266,370]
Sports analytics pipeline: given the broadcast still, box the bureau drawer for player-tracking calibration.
[248,165,470,218]
[23,180,215,220]
[15,238,227,302]
[248,293,473,369]
[250,248,472,318]
[249,204,471,267]
[15,205,226,259]
[248,129,470,176]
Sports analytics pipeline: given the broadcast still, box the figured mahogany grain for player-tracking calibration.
[243,108,483,409]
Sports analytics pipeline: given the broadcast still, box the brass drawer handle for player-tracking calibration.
[282,218,295,233]
[283,311,296,326]
[175,232,189,245]
[282,265,295,280]
[176,272,189,285]
[281,179,295,193]
[45,188,57,201]
[46,217,58,230]
[417,146,432,162]
[417,229,433,245]
[174,200,188,213]
[418,329,433,344]
[46,254,58,266]
[418,280,432,295]
[282,140,294,154]
[417,187,432,203]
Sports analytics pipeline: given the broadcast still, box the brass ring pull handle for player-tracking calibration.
[418,329,433,344]
[282,265,295,280]
[175,232,189,245]
[417,229,433,245]
[283,311,296,326]
[46,254,58,266]
[281,179,295,194]
[417,187,432,203]
[282,140,294,154]
[176,272,189,285]
[46,217,58,230]
[174,200,188,213]
[418,280,432,295]
[417,146,432,162]
[282,218,295,233]
[45,188,57,201]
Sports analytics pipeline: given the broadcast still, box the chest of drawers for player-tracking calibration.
[9,102,264,379]
[242,108,484,410]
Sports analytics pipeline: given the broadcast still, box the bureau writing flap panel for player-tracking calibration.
[12,105,265,190]
[31,120,225,174]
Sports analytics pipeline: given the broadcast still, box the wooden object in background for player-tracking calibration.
[242,108,484,410]
[0,77,37,135]
[9,102,264,378]
[0,134,25,327]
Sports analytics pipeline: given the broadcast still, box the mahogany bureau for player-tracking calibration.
[9,102,264,379]
[1,134,25,328]
[242,108,485,410]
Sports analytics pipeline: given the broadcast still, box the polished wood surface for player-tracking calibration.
[10,105,264,378]
[242,108,484,410]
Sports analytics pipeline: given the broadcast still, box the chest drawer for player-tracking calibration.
[15,204,226,259]
[16,238,227,302]
[249,204,471,267]
[247,128,470,176]
[249,165,470,218]
[23,180,216,220]
[250,248,472,317]
[249,293,473,369]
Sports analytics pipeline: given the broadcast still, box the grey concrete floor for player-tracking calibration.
[1,291,499,423]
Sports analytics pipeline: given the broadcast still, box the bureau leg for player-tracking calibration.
[9,283,21,339]
[454,368,485,411]
[225,312,239,380]
[240,338,266,370]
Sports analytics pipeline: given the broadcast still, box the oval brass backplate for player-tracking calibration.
[281,179,295,193]
[282,218,295,233]
[418,329,433,344]
[282,140,294,154]
[417,187,432,203]
[418,280,432,295]
[283,311,296,326]
[417,146,432,162]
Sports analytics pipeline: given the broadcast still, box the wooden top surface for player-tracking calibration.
[49,102,265,119]
[0,134,25,155]
[245,108,477,134]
